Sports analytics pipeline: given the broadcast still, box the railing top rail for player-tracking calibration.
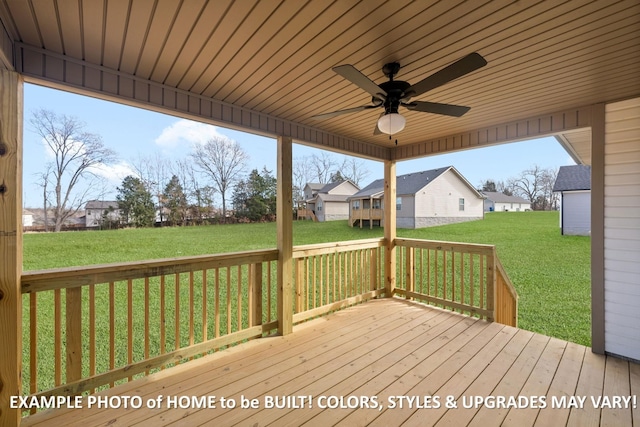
[292,238,385,258]
[21,248,279,293]
[394,237,495,255]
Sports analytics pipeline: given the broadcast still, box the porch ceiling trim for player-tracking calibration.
[14,43,391,162]
[392,104,594,161]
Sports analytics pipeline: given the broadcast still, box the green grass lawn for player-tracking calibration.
[23,211,591,346]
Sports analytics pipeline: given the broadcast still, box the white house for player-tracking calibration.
[553,165,591,236]
[85,200,121,228]
[305,180,360,222]
[482,191,531,212]
[22,209,34,227]
[349,166,484,229]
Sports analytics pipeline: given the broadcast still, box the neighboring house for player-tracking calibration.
[482,192,531,212]
[85,200,121,228]
[553,164,591,236]
[349,166,484,229]
[22,209,34,227]
[305,180,360,222]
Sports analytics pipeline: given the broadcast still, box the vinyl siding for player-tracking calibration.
[561,191,591,235]
[603,97,640,361]
[322,201,349,221]
[414,171,483,218]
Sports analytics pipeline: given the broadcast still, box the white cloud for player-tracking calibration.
[154,119,224,149]
[90,161,136,183]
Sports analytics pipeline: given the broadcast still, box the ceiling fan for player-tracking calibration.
[311,53,487,135]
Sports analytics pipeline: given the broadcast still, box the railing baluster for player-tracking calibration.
[109,282,115,385]
[267,262,272,322]
[215,268,220,338]
[480,255,485,317]
[127,279,133,380]
[451,251,456,309]
[312,256,317,309]
[202,270,207,342]
[54,289,61,387]
[470,255,475,308]
[460,253,465,313]
[226,267,231,334]
[325,254,330,304]
[405,247,414,299]
[295,259,303,313]
[29,293,37,413]
[175,273,180,357]
[250,263,263,327]
[160,275,166,359]
[144,278,149,374]
[189,271,195,350]
[237,265,242,331]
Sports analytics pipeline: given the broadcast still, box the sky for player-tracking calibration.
[22,83,575,209]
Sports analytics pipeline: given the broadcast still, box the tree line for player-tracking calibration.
[478,164,560,211]
[31,109,561,232]
[30,109,370,231]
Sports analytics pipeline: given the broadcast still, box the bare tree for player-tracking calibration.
[174,158,217,224]
[191,136,249,221]
[309,152,337,184]
[34,163,53,232]
[292,156,315,203]
[540,167,559,211]
[339,157,370,186]
[131,152,171,223]
[508,165,560,210]
[30,109,117,231]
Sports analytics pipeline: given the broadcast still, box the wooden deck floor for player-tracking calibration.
[23,298,639,427]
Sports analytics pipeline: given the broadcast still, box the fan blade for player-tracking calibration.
[404,101,471,117]
[372,112,387,135]
[406,53,487,97]
[333,64,387,100]
[311,105,377,120]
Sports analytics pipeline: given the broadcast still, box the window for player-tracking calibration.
[353,200,360,210]
[459,198,465,211]
[317,201,322,211]
[396,197,402,210]
[373,199,381,209]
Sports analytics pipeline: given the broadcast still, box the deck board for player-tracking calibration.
[22,298,638,427]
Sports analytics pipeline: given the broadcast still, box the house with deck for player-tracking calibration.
[84,200,121,228]
[305,180,359,222]
[1,2,639,426]
[349,167,484,228]
[553,165,592,236]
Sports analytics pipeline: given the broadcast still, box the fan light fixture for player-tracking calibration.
[377,112,405,135]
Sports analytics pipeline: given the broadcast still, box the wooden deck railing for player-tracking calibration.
[394,238,518,326]
[20,237,516,412]
[21,249,279,403]
[292,238,386,323]
[495,257,519,327]
[349,208,383,227]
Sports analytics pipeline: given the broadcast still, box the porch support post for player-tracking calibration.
[590,103,605,354]
[0,69,23,427]
[276,136,293,335]
[384,160,396,297]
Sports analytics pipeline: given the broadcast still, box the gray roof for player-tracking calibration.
[318,180,359,194]
[482,192,530,204]
[553,165,591,192]
[85,200,120,210]
[350,167,453,199]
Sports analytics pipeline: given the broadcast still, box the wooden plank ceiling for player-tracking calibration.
[0,0,639,161]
